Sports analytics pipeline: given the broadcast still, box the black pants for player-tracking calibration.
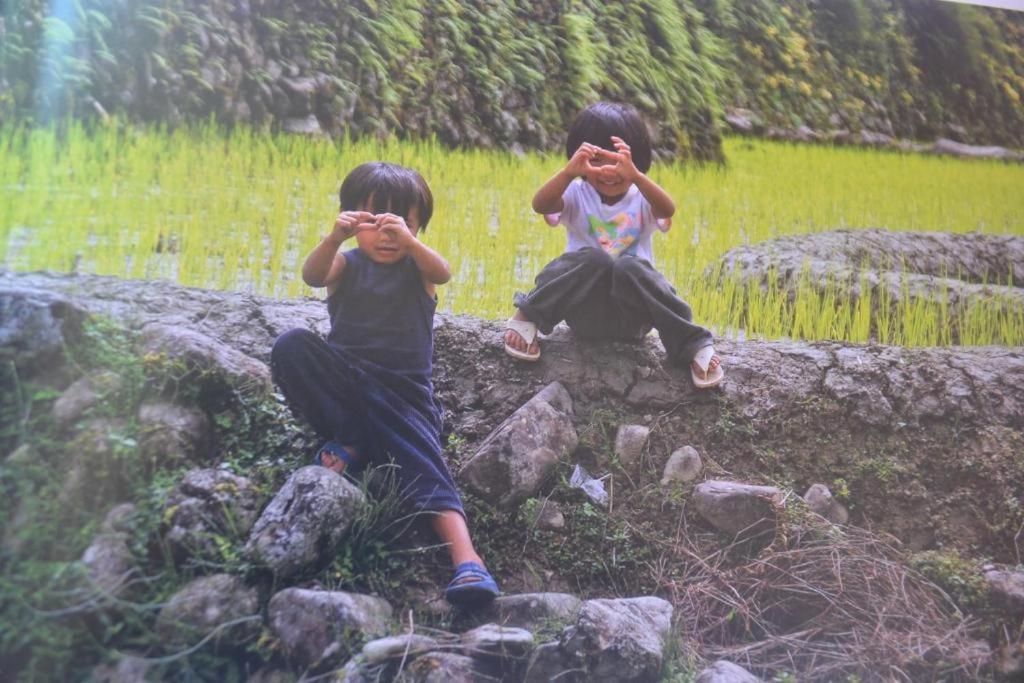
[514,248,713,365]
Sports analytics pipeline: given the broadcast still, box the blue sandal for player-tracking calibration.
[444,561,500,605]
[313,440,361,472]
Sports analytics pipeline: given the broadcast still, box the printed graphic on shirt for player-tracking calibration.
[588,212,641,257]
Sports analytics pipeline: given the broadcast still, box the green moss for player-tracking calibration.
[908,549,987,610]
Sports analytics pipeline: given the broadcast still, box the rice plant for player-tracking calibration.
[2,120,1022,346]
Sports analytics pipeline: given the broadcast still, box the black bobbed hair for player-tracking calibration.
[565,102,653,173]
[338,162,434,230]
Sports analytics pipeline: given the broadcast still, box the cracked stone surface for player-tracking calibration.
[3,271,1023,559]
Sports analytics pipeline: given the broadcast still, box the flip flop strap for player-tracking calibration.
[693,345,716,372]
[452,561,491,582]
[506,319,538,345]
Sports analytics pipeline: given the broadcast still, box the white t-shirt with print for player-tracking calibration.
[557,178,660,262]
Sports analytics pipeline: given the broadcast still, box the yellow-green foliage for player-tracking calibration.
[2,121,1022,346]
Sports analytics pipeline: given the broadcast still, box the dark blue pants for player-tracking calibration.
[515,248,713,364]
[270,328,463,515]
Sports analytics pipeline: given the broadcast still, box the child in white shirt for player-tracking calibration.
[504,102,723,388]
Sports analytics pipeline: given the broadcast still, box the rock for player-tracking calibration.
[0,286,84,373]
[995,639,1024,679]
[803,484,849,525]
[1,499,32,554]
[283,114,322,136]
[87,654,154,682]
[267,588,393,668]
[460,623,534,658]
[523,640,581,683]
[161,468,264,565]
[361,634,438,666]
[693,481,782,536]
[723,107,759,134]
[53,371,122,426]
[81,504,137,601]
[695,660,762,682]
[932,137,1020,162]
[660,446,703,486]
[139,322,271,394]
[984,569,1024,615]
[562,597,673,682]
[614,424,650,466]
[532,499,565,531]
[246,670,297,683]
[59,418,127,507]
[490,593,582,631]
[138,401,210,465]
[855,130,894,147]
[245,465,364,578]
[154,574,260,647]
[400,652,480,682]
[4,443,35,466]
[460,382,578,509]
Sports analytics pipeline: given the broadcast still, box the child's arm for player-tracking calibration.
[302,211,375,288]
[607,136,676,220]
[532,143,601,214]
[376,213,451,287]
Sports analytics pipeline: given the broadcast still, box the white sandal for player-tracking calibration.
[691,345,724,388]
[504,318,540,362]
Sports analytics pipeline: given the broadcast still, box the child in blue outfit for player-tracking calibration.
[504,102,724,388]
[271,162,499,604]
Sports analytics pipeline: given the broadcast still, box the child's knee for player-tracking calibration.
[611,255,650,282]
[576,247,615,269]
[271,328,318,365]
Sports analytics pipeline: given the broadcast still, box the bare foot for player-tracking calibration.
[504,310,539,356]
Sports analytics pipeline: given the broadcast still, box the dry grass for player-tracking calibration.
[656,506,985,681]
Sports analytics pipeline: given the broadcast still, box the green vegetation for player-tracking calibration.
[2,1,1024,155]
[2,122,1022,346]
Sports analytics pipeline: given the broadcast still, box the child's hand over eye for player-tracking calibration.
[603,136,641,182]
[375,213,416,247]
[332,210,376,242]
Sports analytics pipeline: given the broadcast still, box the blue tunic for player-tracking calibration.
[271,248,463,514]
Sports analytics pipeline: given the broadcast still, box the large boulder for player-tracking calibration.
[138,401,211,465]
[80,503,138,602]
[267,588,393,668]
[695,660,762,682]
[460,382,578,509]
[154,574,260,647]
[984,568,1024,616]
[139,322,271,394]
[400,651,481,682]
[561,597,674,683]
[693,481,783,537]
[245,465,364,578]
[489,592,582,631]
[53,371,123,427]
[161,468,265,565]
[0,286,84,373]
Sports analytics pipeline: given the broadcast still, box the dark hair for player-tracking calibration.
[565,102,652,173]
[338,162,434,230]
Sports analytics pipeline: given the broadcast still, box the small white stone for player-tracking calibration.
[660,446,703,486]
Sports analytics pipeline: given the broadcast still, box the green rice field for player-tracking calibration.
[2,121,1023,346]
